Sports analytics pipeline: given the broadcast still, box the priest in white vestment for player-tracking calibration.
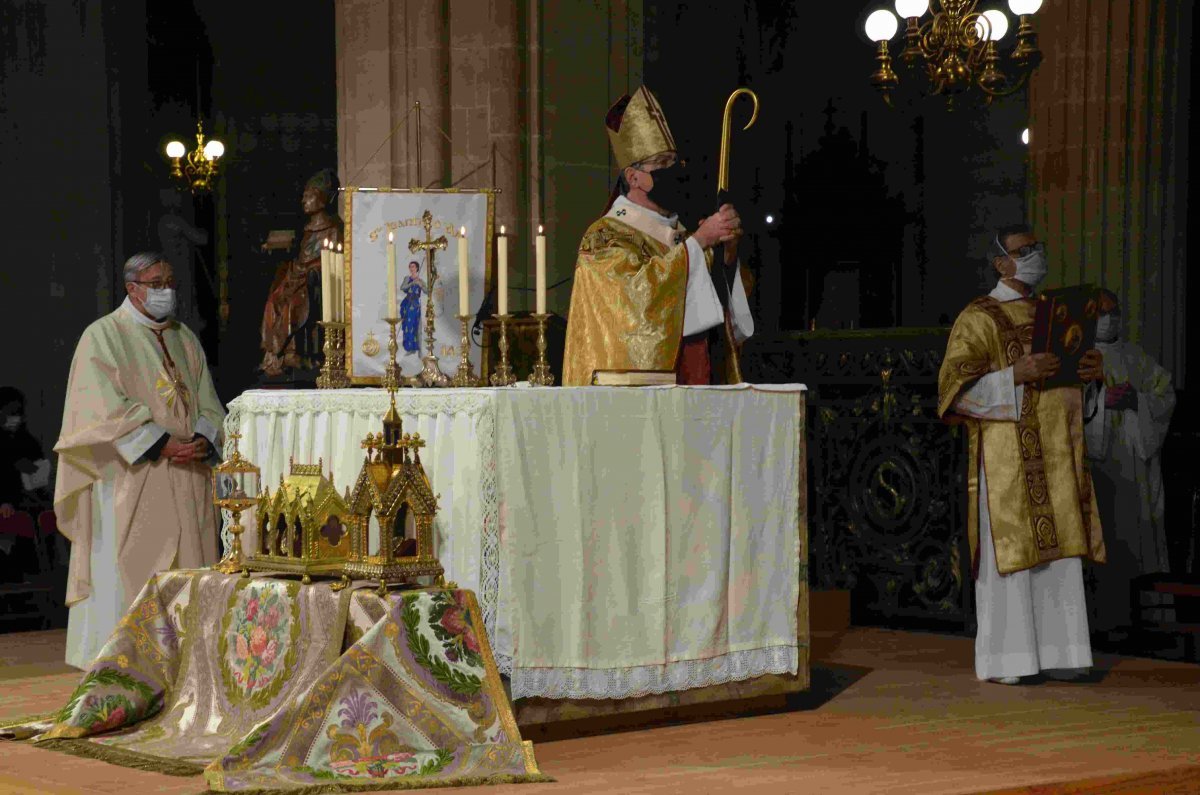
[1084,289,1176,631]
[55,252,225,669]
[939,225,1107,684]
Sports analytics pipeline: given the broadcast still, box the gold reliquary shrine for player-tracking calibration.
[249,458,353,581]
[343,400,444,587]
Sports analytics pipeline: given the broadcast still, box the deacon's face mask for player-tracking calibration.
[2,415,21,432]
[142,287,177,319]
[1096,312,1122,343]
[995,236,1048,289]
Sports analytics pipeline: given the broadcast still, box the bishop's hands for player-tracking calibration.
[694,204,743,264]
[164,436,211,465]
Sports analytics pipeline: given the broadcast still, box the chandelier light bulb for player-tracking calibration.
[165,140,186,158]
[765,214,775,225]
[1021,128,1030,145]
[980,9,1009,40]
[864,9,899,42]
[203,139,225,159]
[1008,0,1043,14]
[894,0,929,19]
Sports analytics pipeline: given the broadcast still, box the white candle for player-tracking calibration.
[320,239,332,323]
[535,224,547,315]
[458,226,469,317]
[387,232,397,319]
[497,225,508,316]
[335,243,345,322]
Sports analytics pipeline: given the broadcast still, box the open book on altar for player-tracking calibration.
[1032,284,1099,389]
[591,369,677,386]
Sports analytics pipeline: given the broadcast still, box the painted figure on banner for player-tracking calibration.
[1084,288,1176,631]
[259,169,344,377]
[938,223,1106,686]
[55,252,225,669]
[400,260,425,357]
[561,85,754,386]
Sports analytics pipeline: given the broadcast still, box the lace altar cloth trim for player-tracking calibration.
[509,644,798,700]
[222,389,503,670]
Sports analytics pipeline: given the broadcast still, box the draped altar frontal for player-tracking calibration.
[223,385,808,707]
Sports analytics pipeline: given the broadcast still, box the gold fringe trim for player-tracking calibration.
[0,712,61,740]
[205,772,555,794]
[32,737,206,777]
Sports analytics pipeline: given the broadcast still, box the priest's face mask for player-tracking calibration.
[993,231,1047,289]
[126,261,178,319]
[1096,291,1122,342]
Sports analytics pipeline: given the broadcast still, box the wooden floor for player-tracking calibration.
[2,627,1198,794]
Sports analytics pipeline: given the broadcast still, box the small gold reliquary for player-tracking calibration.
[250,457,353,582]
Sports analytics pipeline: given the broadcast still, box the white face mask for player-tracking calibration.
[1096,314,1121,343]
[996,236,1048,290]
[2,416,21,431]
[142,287,177,319]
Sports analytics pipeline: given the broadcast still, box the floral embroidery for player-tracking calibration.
[401,592,483,695]
[320,688,419,778]
[219,580,300,708]
[79,694,135,733]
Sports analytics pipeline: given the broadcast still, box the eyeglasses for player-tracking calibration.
[1007,241,1045,258]
[131,279,176,290]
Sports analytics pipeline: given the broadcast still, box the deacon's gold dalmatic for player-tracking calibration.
[938,295,1105,576]
[562,218,689,386]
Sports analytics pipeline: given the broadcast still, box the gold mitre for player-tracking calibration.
[606,86,677,170]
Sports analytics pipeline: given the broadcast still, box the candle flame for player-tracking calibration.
[500,225,506,235]
[388,231,394,242]
[538,225,544,235]
[460,226,467,235]
[336,243,343,252]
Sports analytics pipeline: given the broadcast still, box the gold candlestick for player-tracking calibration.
[407,210,451,388]
[490,314,516,386]
[383,317,402,390]
[450,315,481,387]
[528,313,555,386]
[316,321,351,389]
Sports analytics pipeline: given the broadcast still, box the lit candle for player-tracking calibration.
[320,239,332,323]
[458,227,469,317]
[386,231,397,319]
[497,225,508,316]
[335,243,345,322]
[535,224,547,315]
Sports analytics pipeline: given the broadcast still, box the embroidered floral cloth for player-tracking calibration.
[2,570,544,791]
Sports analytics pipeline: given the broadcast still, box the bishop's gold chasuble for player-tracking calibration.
[562,217,689,386]
[54,303,225,609]
[938,296,1105,576]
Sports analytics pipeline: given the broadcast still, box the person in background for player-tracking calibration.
[0,386,49,518]
[1085,288,1176,631]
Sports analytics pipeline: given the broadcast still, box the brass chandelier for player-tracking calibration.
[164,120,225,193]
[864,0,1043,107]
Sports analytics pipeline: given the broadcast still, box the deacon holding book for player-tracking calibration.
[561,86,754,386]
[938,224,1106,685]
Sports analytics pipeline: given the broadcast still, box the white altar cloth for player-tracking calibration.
[224,385,805,700]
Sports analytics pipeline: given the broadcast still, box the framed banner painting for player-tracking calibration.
[344,188,496,384]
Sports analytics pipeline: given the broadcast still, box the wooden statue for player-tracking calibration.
[258,169,344,377]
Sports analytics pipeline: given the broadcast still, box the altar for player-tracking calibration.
[223,385,808,718]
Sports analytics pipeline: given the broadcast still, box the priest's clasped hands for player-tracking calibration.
[163,435,211,465]
[694,203,742,266]
[1013,348,1104,385]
